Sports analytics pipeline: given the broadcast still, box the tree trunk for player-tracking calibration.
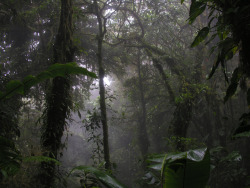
[172,99,192,151]
[145,48,175,103]
[94,0,111,171]
[152,58,175,103]
[40,0,74,186]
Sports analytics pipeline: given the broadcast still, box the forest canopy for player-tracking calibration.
[0,0,250,187]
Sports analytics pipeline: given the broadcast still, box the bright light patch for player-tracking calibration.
[104,76,111,86]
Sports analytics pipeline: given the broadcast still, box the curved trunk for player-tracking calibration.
[152,58,175,103]
[145,48,175,103]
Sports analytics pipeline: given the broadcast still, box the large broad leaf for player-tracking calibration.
[191,27,209,47]
[232,113,250,139]
[149,148,210,188]
[224,67,242,103]
[189,0,207,24]
[162,148,210,188]
[147,154,166,163]
[207,54,222,79]
[207,38,237,80]
[0,62,97,100]
[142,171,161,186]
[69,165,127,188]
[147,154,166,171]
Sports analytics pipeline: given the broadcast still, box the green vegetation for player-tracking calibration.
[1,0,250,187]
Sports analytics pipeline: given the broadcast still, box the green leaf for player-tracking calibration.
[232,113,250,139]
[148,163,162,171]
[216,38,237,74]
[142,171,160,186]
[22,75,38,91]
[224,83,238,103]
[47,62,97,77]
[220,151,241,162]
[1,169,8,180]
[189,1,207,24]
[224,67,242,103]
[147,148,210,187]
[161,148,210,188]
[233,131,250,138]
[191,27,210,47]
[0,63,97,101]
[207,54,221,79]
[218,37,236,55]
[147,154,166,163]
[181,0,185,4]
[36,71,54,82]
[5,80,24,97]
[207,38,237,80]
[186,148,208,161]
[69,166,127,188]
[205,33,216,45]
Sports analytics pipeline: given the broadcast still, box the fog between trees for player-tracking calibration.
[1,0,250,187]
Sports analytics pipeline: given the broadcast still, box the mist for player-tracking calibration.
[1,0,250,188]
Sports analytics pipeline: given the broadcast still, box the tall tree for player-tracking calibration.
[40,0,75,186]
[93,0,111,171]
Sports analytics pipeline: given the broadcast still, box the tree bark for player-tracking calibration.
[172,99,192,151]
[144,48,176,103]
[40,0,74,186]
[94,0,111,171]
[152,58,175,103]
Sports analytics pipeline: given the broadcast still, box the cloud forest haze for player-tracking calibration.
[0,0,250,187]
